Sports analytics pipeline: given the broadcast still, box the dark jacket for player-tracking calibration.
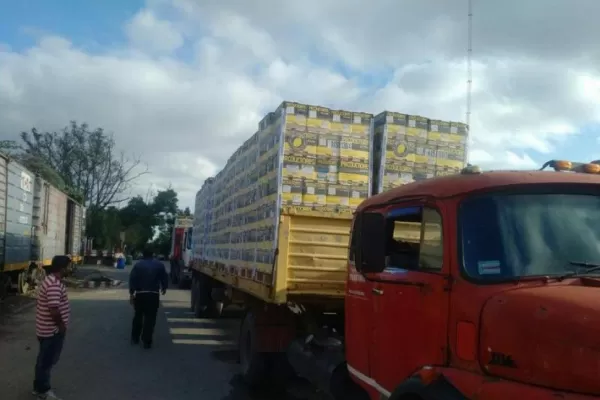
[129,258,168,296]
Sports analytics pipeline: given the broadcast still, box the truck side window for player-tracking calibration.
[419,208,443,271]
[387,207,443,272]
[348,215,359,263]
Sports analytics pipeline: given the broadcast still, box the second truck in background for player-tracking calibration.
[169,216,193,288]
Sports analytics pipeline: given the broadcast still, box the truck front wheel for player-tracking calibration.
[239,310,268,387]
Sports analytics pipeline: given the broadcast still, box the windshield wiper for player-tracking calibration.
[556,261,600,280]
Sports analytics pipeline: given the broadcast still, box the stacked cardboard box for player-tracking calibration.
[277,101,373,216]
[192,178,214,262]
[372,111,468,194]
[197,102,468,270]
[200,101,375,272]
[434,121,469,177]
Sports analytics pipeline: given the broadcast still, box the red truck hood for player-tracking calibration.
[479,282,600,395]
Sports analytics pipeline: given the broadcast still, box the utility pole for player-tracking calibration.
[466,0,473,163]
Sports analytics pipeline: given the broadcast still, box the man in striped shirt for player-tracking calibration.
[33,255,71,400]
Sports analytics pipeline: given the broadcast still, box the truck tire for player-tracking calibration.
[330,364,370,400]
[190,276,198,312]
[194,274,211,318]
[239,310,269,387]
[206,299,224,318]
[178,274,188,289]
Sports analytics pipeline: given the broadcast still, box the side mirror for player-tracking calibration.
[355,212,386,274]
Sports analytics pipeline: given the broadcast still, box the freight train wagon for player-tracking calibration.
[0,153,85,296]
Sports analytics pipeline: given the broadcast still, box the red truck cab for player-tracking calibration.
[346,161,600,399]
[170,217,194,288]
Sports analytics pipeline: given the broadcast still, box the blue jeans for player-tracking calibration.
[33,332,65,393]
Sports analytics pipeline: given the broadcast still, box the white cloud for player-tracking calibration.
[125,9,184,54]
[2,0,600,208]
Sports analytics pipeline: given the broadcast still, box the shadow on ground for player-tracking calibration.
[0,278,329,400]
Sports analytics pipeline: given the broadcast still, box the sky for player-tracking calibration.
[2,0,600,209]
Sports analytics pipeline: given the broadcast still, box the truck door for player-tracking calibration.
[369,203,450,394]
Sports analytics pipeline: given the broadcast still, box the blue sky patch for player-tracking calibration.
[0,0,144,51]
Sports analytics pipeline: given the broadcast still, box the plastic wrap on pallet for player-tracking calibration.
[372,111,469,195]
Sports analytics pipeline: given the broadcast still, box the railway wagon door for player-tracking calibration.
[5,160,34,273]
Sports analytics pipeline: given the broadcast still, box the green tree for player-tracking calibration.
[18,121,148,246]
[119,196,156,252]
[18,153,66,190]
[0,140,20,156]
[150,188,180,256]
[86,206,122,250]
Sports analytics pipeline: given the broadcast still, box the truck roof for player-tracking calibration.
[358,170,600,211]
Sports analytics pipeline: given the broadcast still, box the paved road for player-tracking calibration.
[0,265,328,400]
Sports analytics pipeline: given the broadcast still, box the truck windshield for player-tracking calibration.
[460,192,600,280]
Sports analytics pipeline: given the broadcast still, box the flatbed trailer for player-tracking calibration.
[192,210,351,304]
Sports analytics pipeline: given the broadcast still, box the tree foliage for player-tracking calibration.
[0,140,20,156]
[19,121,147,210]
[7,120,189,255]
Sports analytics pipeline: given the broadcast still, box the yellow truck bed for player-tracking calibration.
[193,212,352,305]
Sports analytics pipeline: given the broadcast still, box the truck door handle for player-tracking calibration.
[372,288,384,296]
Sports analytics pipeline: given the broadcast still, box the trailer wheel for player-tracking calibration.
[194,274,211,318]
[178,274,188,289]
[206,299,224,318]
[190,276,198,312]
[17,270,30,294]
[239,310,268,387]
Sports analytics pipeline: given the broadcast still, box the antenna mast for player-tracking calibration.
[466,0,473,163]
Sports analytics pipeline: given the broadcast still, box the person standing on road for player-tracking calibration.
[33,255,71,400]
[129,247,168,349]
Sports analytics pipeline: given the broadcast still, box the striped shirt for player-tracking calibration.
[36,274,70,338]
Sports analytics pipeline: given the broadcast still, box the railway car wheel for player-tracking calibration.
[31,267,46,285]
[17,270,30,294]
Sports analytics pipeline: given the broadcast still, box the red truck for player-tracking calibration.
[334,160,600,399]
[169,216,193,289]
[193,160,600,399]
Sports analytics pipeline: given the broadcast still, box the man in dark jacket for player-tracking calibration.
[129,247,168,349]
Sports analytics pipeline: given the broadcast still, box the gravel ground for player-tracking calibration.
[0,264,329,400]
